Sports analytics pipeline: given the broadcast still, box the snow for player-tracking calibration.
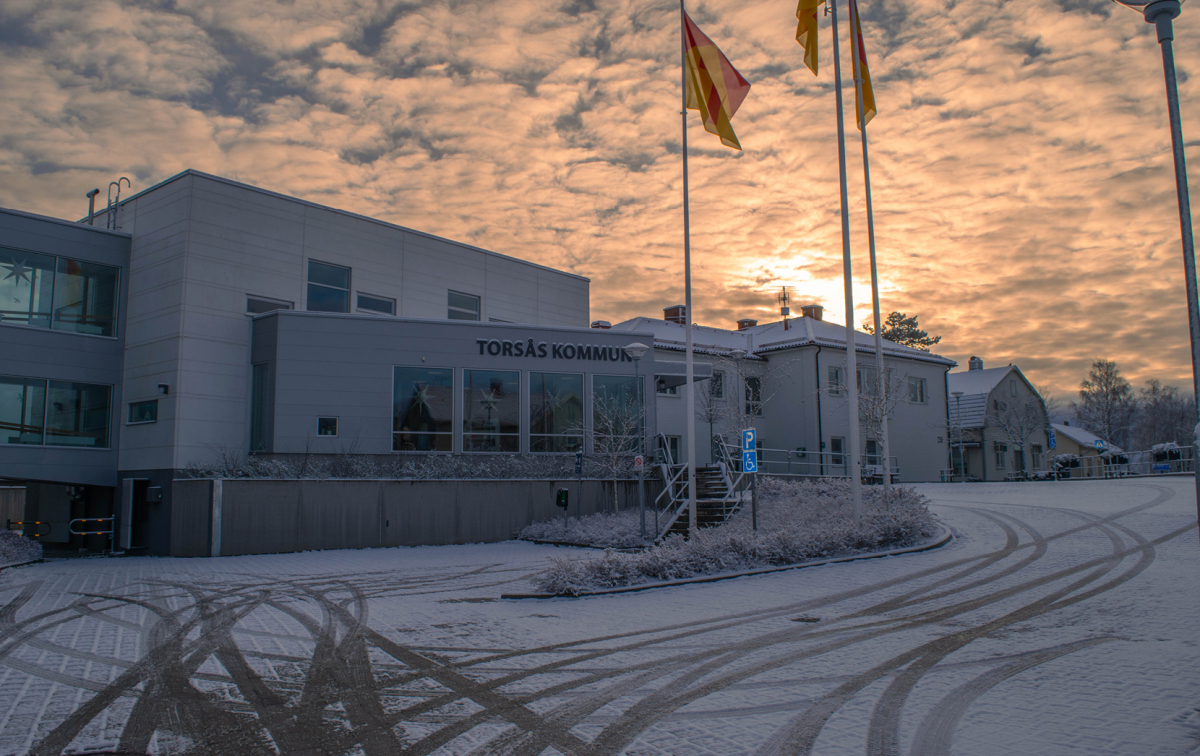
[1053,422,1122,453]
[0,531,40,568]
[519,510,647,548]
[0,478,1198,755]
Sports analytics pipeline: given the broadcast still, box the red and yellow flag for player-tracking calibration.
[849,0,876,129]
[684,13,751,151]
[795,0,825,75]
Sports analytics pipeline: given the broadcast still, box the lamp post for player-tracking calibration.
[952,391,964,482]
[1111,0,1199,524]
[624,342,650,540]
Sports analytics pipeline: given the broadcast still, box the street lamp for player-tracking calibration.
[623,342,650,540]
[951,391,964,483]
[1110,0,1200,523]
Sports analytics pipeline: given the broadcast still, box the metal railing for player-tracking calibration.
[940,445,1195,482]
[6,520,51,537]
[714,434,898,482]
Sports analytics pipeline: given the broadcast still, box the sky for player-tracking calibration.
[0,0,1196,401]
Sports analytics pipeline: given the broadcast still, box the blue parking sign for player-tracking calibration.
[742,428,756,451]
[1048,428,1056,449]
[743,450,758,472]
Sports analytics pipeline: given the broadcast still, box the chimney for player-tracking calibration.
[737,318,758,331]
[969,356,984,371]
[801,304,824,321]
[590,320,611,329]
[664,304,686,325]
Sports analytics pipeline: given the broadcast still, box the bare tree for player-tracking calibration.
[702,354,790,443]
[579,390,648,513]
[1132,379,1196,449]
[694,370,725,450]
[1030,380,1064,423]
[824,363,909,490]
[986,395,1049,476]
[1071,359,1136,448]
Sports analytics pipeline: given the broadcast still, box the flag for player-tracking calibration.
[684,13,752,151]
[795,0,824,75]
[849,0,877,129]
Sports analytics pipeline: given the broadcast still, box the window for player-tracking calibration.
[463,369,519,451]
[1032,444,1044,469]
[1010,379,1018,397]
[745,376,763,416]
[357,293,395,315]
[448,290,481,321]
[128,400,158,424]
[307,260,350,313]
[712,371,724,399]
[658,382,678,396]
[250,363,270,452]
[856,367,878,397]
[660,435,681,464]
[0,376,47,445]
[994,441,1007,469]
[907,377,927,404]
[827,366,843,395]
[530,372,583,452]
[317,417,338,436]
[830,437,845,466]
[0,248,119,337]
[593,374,644,454]
[247,296,293,314]
[0,378,113,448]
[865,439,880,466]
[393,366,453,451]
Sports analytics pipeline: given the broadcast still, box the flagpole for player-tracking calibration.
[849,0,890,500]
[829,0,863,524]
[680,0,698,536]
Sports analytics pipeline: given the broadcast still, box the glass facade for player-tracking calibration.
[530,372,583,452]
[394,367,453,451]
[0,248,118,336]
[592,374,643,453]
[0,375,110,448]
[463,369,519,452]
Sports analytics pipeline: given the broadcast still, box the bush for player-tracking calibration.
[0,529,42,566]
[533,477,938,595]
[519,510,645,548]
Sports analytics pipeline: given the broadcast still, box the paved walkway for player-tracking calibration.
[0,478,1197,755]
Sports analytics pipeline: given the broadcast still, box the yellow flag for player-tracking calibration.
[796,0,825,75]
[684,13,752,150]
[849,0,876,128]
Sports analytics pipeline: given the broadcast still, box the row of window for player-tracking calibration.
[0,375,112,448]
[251,366,644,453]
[0,247,120,337]
[827,367,928,404]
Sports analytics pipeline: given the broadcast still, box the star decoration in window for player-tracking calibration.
[2,258,32,285]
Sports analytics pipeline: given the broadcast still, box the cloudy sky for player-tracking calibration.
[0,0,1196,399]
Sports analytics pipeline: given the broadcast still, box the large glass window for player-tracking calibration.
[307,260,350,313]
[448,290,480,321]
[394,367,453,451]
[0,376,46,445]
[250,363,270,452]
[52,258,119,336]
[45,381,111,447]
[1,248,118,336]
[593,374,643,453]
[530,372,583,452]
[463,369,519,452]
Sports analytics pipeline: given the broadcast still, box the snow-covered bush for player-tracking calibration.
[534,477,938,595]
[182,449,637,481]
[0,530,42,566]
[519,510,645,548]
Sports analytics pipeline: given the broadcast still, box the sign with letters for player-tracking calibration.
[476,338,637,362]
[742,429,757,473]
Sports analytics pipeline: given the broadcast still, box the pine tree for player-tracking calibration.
[863,312,942,351]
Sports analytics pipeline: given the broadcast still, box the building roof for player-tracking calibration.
[1052,423,1122,454]
[609,316,956,366]
[947,365,1021,428]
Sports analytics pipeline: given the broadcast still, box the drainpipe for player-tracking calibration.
[943,368,951,477]
[85,189,99,225]
[815,345,824,476]
[980,427,987,482]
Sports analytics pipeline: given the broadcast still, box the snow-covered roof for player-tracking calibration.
[608,316,956,366]
[1052,423,1122,453]
[947,365,1021,429]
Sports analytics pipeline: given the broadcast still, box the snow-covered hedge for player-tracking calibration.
[533,478,938,595]
[182,449,637,480]
[0,530,42,566]
[520,510,645,548]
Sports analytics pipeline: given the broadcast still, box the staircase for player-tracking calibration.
[656,463,740,541]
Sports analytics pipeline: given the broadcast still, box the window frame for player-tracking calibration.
[994,441,1007,469]
[907,376,927,404]
[529,371,585,454]
[317,416,339,437]
[745,375,763,416]
[392,365,455,453]
[0,374,112,449]
[462,367,521,453]
[127,399,159,425]
[827,366,844,395]
[356,292,396,316]
[0,246,121,339]
[306,259,351,313]
[711,371,725,400]
[447,290,481,321]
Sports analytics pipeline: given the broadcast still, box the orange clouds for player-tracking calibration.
[0,0,1196,399]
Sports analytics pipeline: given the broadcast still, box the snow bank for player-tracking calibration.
[534,478,938,595]
[0,530,42,567]
[519,510,645,548]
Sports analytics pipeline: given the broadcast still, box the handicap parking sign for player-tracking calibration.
[742,428,756,451]
[743,450,758,472]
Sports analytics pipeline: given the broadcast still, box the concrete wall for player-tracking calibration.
[0,208,130,487]
[172,478,657,556]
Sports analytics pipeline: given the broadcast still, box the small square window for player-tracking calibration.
[128,400,158,424]
[357,293,395,315]
[317,417,338,436]
[448,290,480,321]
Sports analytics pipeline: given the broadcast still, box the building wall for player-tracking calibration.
[112,171,591,471]
[0,208,130,487]
[980,374,1051,481]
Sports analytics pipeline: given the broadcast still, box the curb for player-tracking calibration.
[501,522,953,599]
[0,558,44,575]
[523,539,647,552]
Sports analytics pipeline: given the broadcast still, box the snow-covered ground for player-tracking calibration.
[0,478,1198,755]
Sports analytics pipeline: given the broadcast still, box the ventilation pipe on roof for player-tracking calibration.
[969,356,984,371]
[590,320,611,329]
[663,305,686,324]
[801,304,824,321]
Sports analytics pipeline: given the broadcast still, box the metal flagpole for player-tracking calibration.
[829,0,863,523]
[849,0,890,501]
[680,0,698,536]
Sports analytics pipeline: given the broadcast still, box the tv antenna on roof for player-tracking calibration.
[778,286,793,330]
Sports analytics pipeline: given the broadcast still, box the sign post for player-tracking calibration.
[574,451,583,527]
[743,429,758,531]
[635,454,646,540]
